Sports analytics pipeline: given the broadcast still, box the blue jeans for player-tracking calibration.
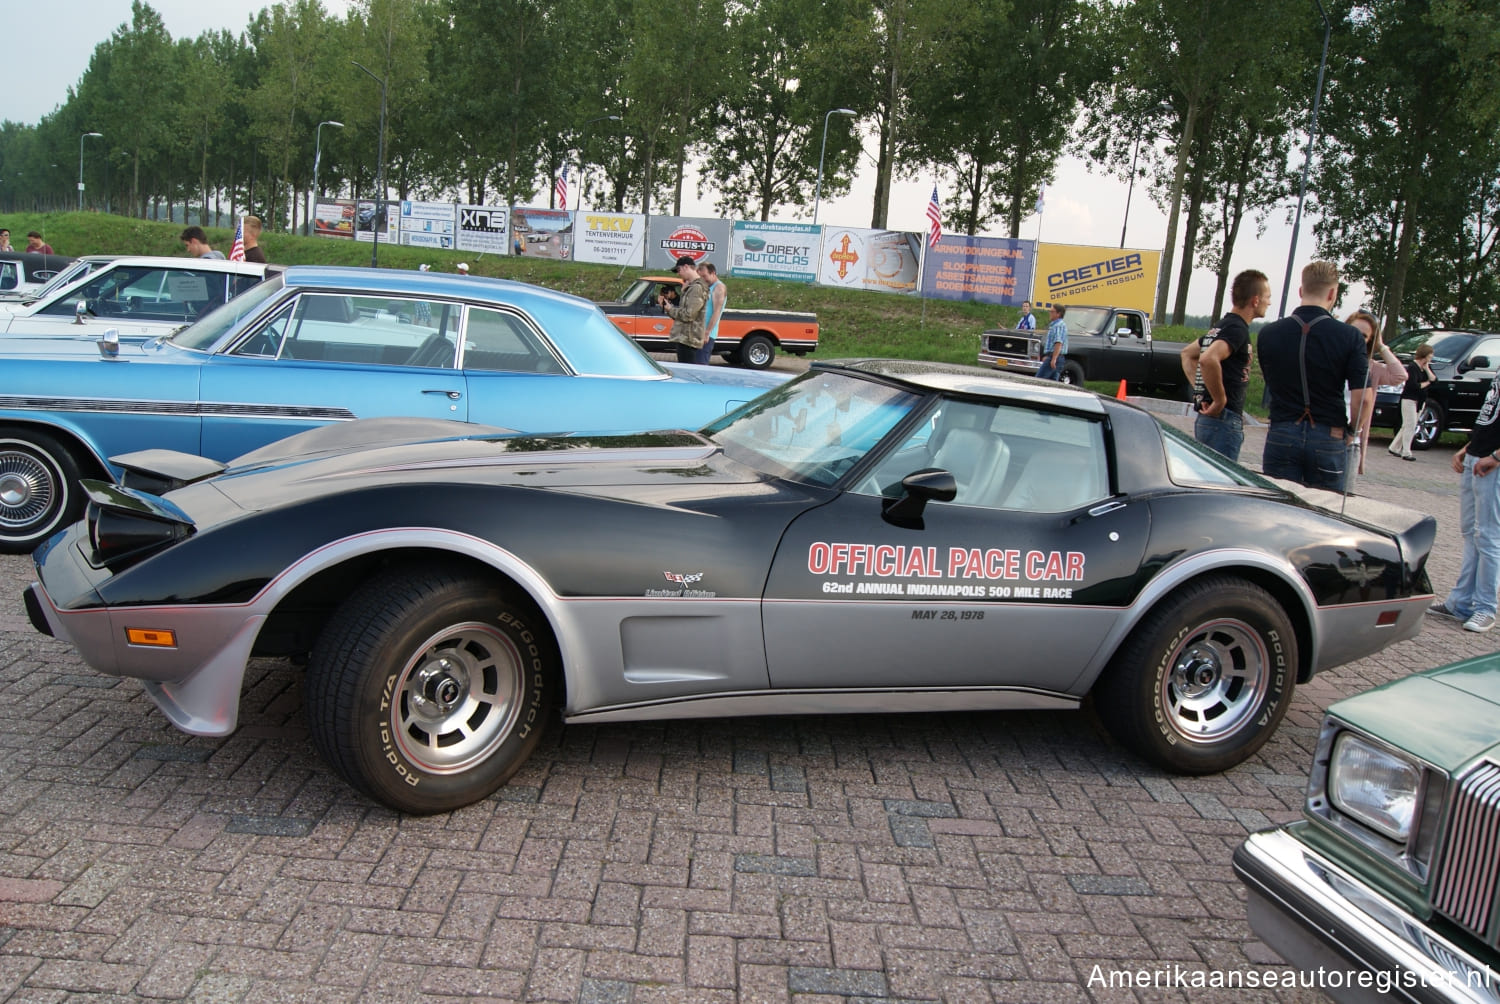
[1262,421,1348,491]
[1036,358,1062,381]
[1194,409,1244,463]
[1446,455,1500,620]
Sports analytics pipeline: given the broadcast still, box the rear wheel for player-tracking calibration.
[1094,575,1296,774]
[306,564,555,813]
[0,429,85,554]
[1411,400,1443,450]
[738,333,776,369]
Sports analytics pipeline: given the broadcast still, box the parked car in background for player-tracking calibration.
[977,304,1189,396]
[0,255,118,309]
[26,360,1435,813]
[0,251,75,297]
[1371,328,1500,450]
[0,256,269,337]
[1235,650,1500,1001]
[599,275,819,369]
[0,265,785,551]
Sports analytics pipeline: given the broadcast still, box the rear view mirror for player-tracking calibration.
[74,299,88,324]
[98,328,120,359]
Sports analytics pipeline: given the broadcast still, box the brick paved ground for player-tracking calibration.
[0,415,1494,1003]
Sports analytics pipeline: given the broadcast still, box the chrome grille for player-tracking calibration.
[983,334,1034,357]
[1433,761,1500,945]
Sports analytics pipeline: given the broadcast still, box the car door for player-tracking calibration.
[761,397,1150,693]
[1449,336,1500,428]
[197,291,468,460]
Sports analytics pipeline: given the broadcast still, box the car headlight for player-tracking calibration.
[1328,732,1422,842]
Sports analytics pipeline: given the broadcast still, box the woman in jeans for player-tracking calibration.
[1347,311,1406,474]
[1389,343,1435,459]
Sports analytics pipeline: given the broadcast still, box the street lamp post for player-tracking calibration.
[310,120,344,235]
[1279,0,1332,317]
[77,132,102,212]
[578,115,622,211]
[813,109,857,225]
[351,61,387,268]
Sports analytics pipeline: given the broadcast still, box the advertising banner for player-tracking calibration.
[398,200,457,249]
[573,212,646,266]
[1032,243,1160,312]
[354,200,397,243]
[920,235,1036,305]
[730,221,820,282]
[313,199,356,239]
[645,216,732,270]
[510,207,574,259]
[456,205,509,255]
[817,228,921,294]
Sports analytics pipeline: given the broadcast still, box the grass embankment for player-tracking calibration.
[15,212,1262,409]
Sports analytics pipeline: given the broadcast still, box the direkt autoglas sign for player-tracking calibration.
[732,221,820,282]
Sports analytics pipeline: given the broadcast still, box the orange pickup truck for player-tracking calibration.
[598,275,819,369]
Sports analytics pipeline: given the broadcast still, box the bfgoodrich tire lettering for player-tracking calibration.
[1094,575,1296,774]
[0,428,84,554]
[306,565,555,813]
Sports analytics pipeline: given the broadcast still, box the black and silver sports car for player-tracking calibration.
[26,360,1437,814]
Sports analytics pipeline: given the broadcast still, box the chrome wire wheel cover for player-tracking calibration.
[391,621,525,775]
[1158,618,1272,745]
[0,447,56,529]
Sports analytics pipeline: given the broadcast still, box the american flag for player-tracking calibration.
[925,185,942,248]
[1034,182,1046,216]
[554,165,569,210]
[228,217,245,262]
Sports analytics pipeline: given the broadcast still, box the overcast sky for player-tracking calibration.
[12,1,1333,318]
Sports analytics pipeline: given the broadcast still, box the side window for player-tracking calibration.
[41,266,222,321]
[266,293,457,368]
[462,308,566,374]
[0,262,16,291]
[1469,338,1500,371]
[856,399,1109,512]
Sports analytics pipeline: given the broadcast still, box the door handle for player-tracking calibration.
[422,389,463,400]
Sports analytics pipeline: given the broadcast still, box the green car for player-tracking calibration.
[1234,652,1500,1002]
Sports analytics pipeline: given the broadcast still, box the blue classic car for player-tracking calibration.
[0,265,785,551]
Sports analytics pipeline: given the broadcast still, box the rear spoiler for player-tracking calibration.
[1271,476,1438,576]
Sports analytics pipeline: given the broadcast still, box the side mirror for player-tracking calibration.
[1106,330,1119,345]
[882,468,957,528]
[74,299,88,324]
[98,328,120,359]
[1468,355,1491,372]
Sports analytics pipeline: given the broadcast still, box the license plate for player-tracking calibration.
[993,359,1008,367]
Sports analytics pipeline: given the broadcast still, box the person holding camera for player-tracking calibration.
[1180,268,1270,462]
[658,256,711,363]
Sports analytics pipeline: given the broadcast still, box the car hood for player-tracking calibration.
[190,420,772,516]
[1328,652,1500,772]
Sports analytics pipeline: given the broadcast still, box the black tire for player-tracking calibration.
[1060,360,1086,386]
[1093,576,1296,774]
[1411,400,1443,451]
[306,564,555,813]
[0,428,85,554]
[738,333,776,369]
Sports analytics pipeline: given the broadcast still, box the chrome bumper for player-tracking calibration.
[1234,828,1500,1003]
[975,351,1041,373]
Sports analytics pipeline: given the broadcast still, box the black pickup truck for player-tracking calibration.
[977,305,1190,396]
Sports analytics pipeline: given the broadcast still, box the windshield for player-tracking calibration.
[1064,307,1112,336]
[620,279,654,303]
[705,371,922,487]
[170,273,286,350]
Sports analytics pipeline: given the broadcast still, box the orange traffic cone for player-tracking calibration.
[1116,380,1128,400]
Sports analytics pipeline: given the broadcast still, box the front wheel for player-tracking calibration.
[0,429,85,554]
[306,565,556,813]
[737,333,776,369]
[1060,360,1086,386]
[1093,576,1296,774]
[1411,400,1443,451]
